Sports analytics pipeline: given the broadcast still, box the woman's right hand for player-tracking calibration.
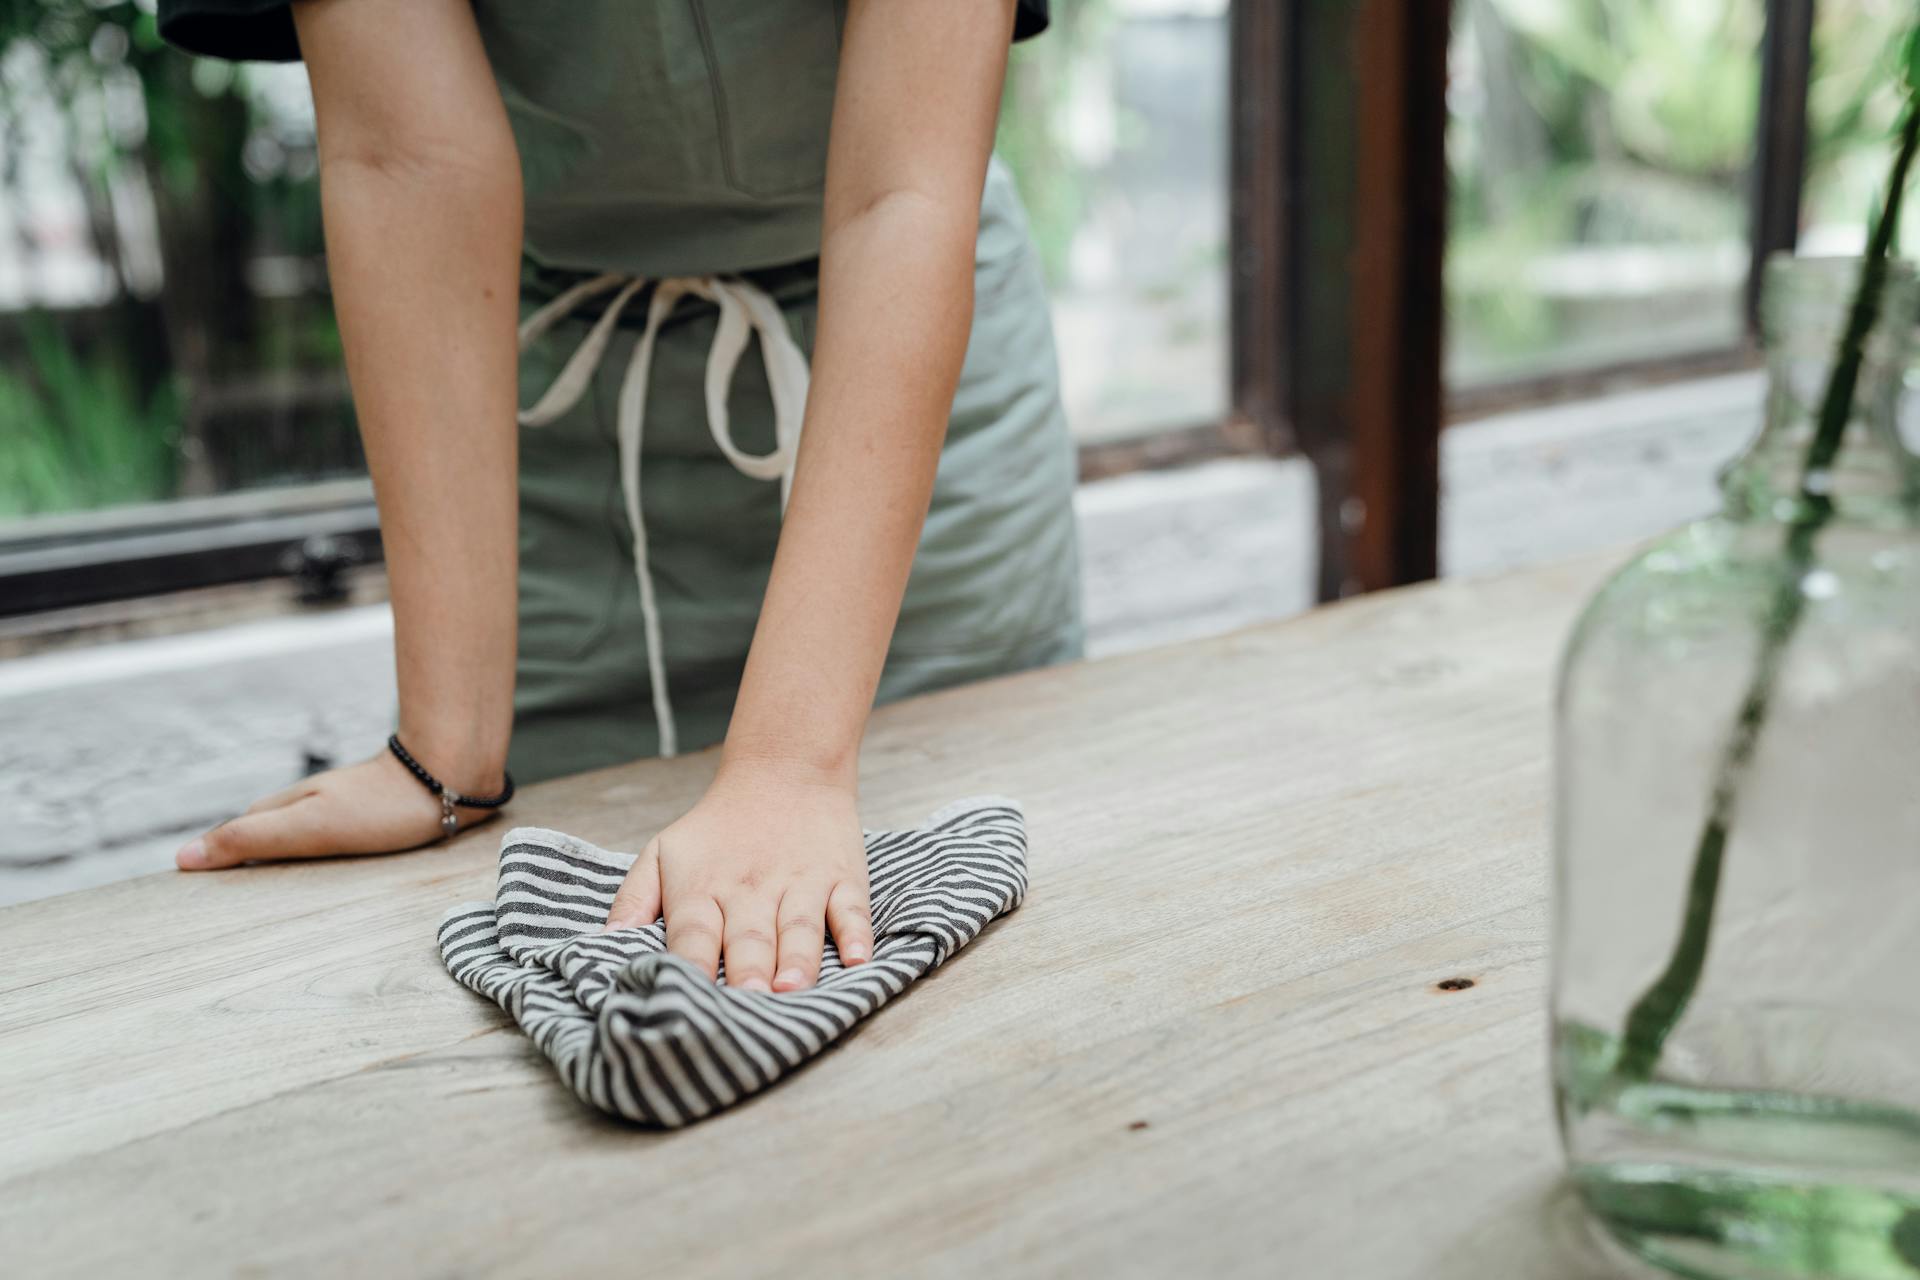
[175,749,506,870]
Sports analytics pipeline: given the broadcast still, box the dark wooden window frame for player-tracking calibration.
[1222,0,1450,598]
[1224,0,1815,600]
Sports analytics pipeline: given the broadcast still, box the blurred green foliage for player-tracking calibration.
[1491,0,1760,176]
[0,314,178,516]
[1451,0,1920,382]
[1805,0,1920,242]
[997,0,1109,284]
[0,0,347,521]
[1448,0,1763,378]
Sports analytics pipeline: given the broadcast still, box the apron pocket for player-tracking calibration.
[688,0,839,199]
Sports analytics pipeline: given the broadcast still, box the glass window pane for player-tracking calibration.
[1447,0,1764,386]
[0,11,354,523]
[1000,0,1230,443]
[1803,0,1916,256]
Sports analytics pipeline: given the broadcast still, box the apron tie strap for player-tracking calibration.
[516,274,813,758]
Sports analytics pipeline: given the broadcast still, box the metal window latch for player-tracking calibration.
[279,534,362,605]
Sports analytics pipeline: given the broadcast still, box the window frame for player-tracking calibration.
[1227,0,1817,598]
[0,482,378,615]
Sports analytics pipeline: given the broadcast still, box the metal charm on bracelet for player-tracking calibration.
[386,734,516,840]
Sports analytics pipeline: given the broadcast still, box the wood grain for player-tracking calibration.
[0,551,1656,1278]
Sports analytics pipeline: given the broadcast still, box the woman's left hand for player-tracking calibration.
[602,761,875,992]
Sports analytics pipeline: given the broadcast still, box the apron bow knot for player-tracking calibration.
[516,273,812,757]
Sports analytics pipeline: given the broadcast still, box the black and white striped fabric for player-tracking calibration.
[437,796,1027,1128]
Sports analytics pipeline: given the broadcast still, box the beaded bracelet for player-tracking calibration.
[387,734,516,840]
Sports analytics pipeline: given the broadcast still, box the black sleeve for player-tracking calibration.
[157,0,301,62]
[162,0,1048,64]
[1014,0,1050,41]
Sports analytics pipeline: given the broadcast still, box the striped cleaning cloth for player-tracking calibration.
[436,795,1027,1127]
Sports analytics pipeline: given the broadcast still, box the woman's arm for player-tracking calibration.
[178,0,521,869]
[729,0,1012,777]
[602,0,1020,991]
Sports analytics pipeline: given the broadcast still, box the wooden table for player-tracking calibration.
[1,554,1651,1278]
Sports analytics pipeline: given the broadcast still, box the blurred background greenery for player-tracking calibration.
[1449,0,1914,382]
[0,0,1908,521]
[0,0,351,520]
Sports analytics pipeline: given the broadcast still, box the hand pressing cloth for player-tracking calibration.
[437,796,1027,1128]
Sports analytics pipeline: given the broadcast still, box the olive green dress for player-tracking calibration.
[160,1,1084,783]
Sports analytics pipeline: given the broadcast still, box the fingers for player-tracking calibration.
[827,880,875,966]
[603,840,663,932]
[177,800,334,870]
[243,781,315,816]
[177,782,321,868]
[772,884,828,992]
[665,894,724,981]
[721,900,777,994]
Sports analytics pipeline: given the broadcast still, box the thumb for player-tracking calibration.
[177,765,441,870]
[603,839,663,931]
[178,797,338,870]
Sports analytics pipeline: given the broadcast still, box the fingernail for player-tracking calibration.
[176,839,208,870]
[774,968,805,990]
[735,976,771,993]
[602,915,634,934]
[843,941,870,963]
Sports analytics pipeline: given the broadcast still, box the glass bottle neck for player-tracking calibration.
[1721,259,1920,526]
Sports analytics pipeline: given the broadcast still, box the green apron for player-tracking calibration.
[481,2,1084,782]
